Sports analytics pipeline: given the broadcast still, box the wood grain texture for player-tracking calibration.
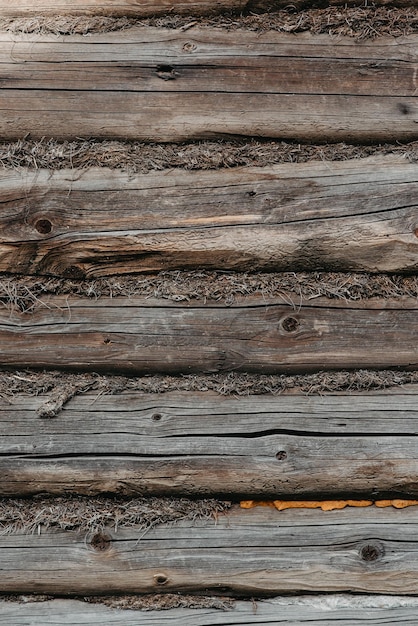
[3,595,418,624]
[2,156,418,276]
[3,387,418,497]
[1,0,416,17]
[2,506,418,594]
[0,0,248,16]
[1,29,418,141]
[0,295,417,376]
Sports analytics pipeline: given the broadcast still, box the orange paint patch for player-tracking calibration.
[376,499,418,509]
[240,499,418,511]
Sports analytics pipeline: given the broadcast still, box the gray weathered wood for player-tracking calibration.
[6,386,418,443]
[2,157,418,276]
[2,506,418,594]
[2,387,418,497]
[3,595,418,624]
[0,295,417,376]
[1,30,418,141]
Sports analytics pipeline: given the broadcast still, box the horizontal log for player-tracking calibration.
[2,157,418,276]
[1,30,418,141]
[2,506,418,594]
[0,295,417,376]
[3,595,418,624]
[0,0,248,16]
[3,387,418,497]
[1,0,417,17]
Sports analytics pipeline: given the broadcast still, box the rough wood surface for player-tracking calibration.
[0,295,417,377]
[1,0,416,17]
[0,0,248,16]
[2,387,418,497]
[2,595,418,624]
[2,506,418,594]
[2,157,418,276]
[1,30,418,141]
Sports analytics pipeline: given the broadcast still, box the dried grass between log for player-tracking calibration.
[1,7,418,39]
[1,593,235,611]
[2,138,418,172]
[85,594,235,611]
[0,495,230,535]
[1,370,418,419]
[1,270,417,414]
[1,271,418,313]
[0,494,231,610]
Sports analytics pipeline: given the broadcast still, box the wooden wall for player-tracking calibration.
[0,29,417,143]
[1,0,418,622]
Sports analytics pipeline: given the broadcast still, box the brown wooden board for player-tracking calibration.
[0,0,248,16]
[2,387,418,497]
[0,295,417,376]
[1,0,417,17]
[2,506,418,594]
[2,595,418,624]
[2,157,418,276]
[1,30,418,141]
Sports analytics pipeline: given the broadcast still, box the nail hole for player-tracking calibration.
[103,337,111,344]
[280,316,300,333]
[276,450,287,460]
[152,413,162,421]
[154,573,168,585]
[247,190,257,197]
[360,544,382,562]
[35,218,52,234]
[90,532,111,552]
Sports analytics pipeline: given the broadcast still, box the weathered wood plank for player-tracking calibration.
[3,387,418,497]
[2,506,418,594]
[1,0,416,18]
[6,386,418,442]
[2,31,416,94]
[2,157,418,276]
[5,453,418,497]
[0,30,417,141]
[0,295,417,375]
[3,595,418,625]
[0,0,248,16]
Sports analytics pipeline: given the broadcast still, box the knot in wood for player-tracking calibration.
[182,42,196,53]
[154,573,168,585]
[280,316,300,333]
[156,65,178,80]
[360,542,384,562]
[63,265,86,280]
[90,532,112,552]
[35,218,52,234]
[275,450,288,460]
